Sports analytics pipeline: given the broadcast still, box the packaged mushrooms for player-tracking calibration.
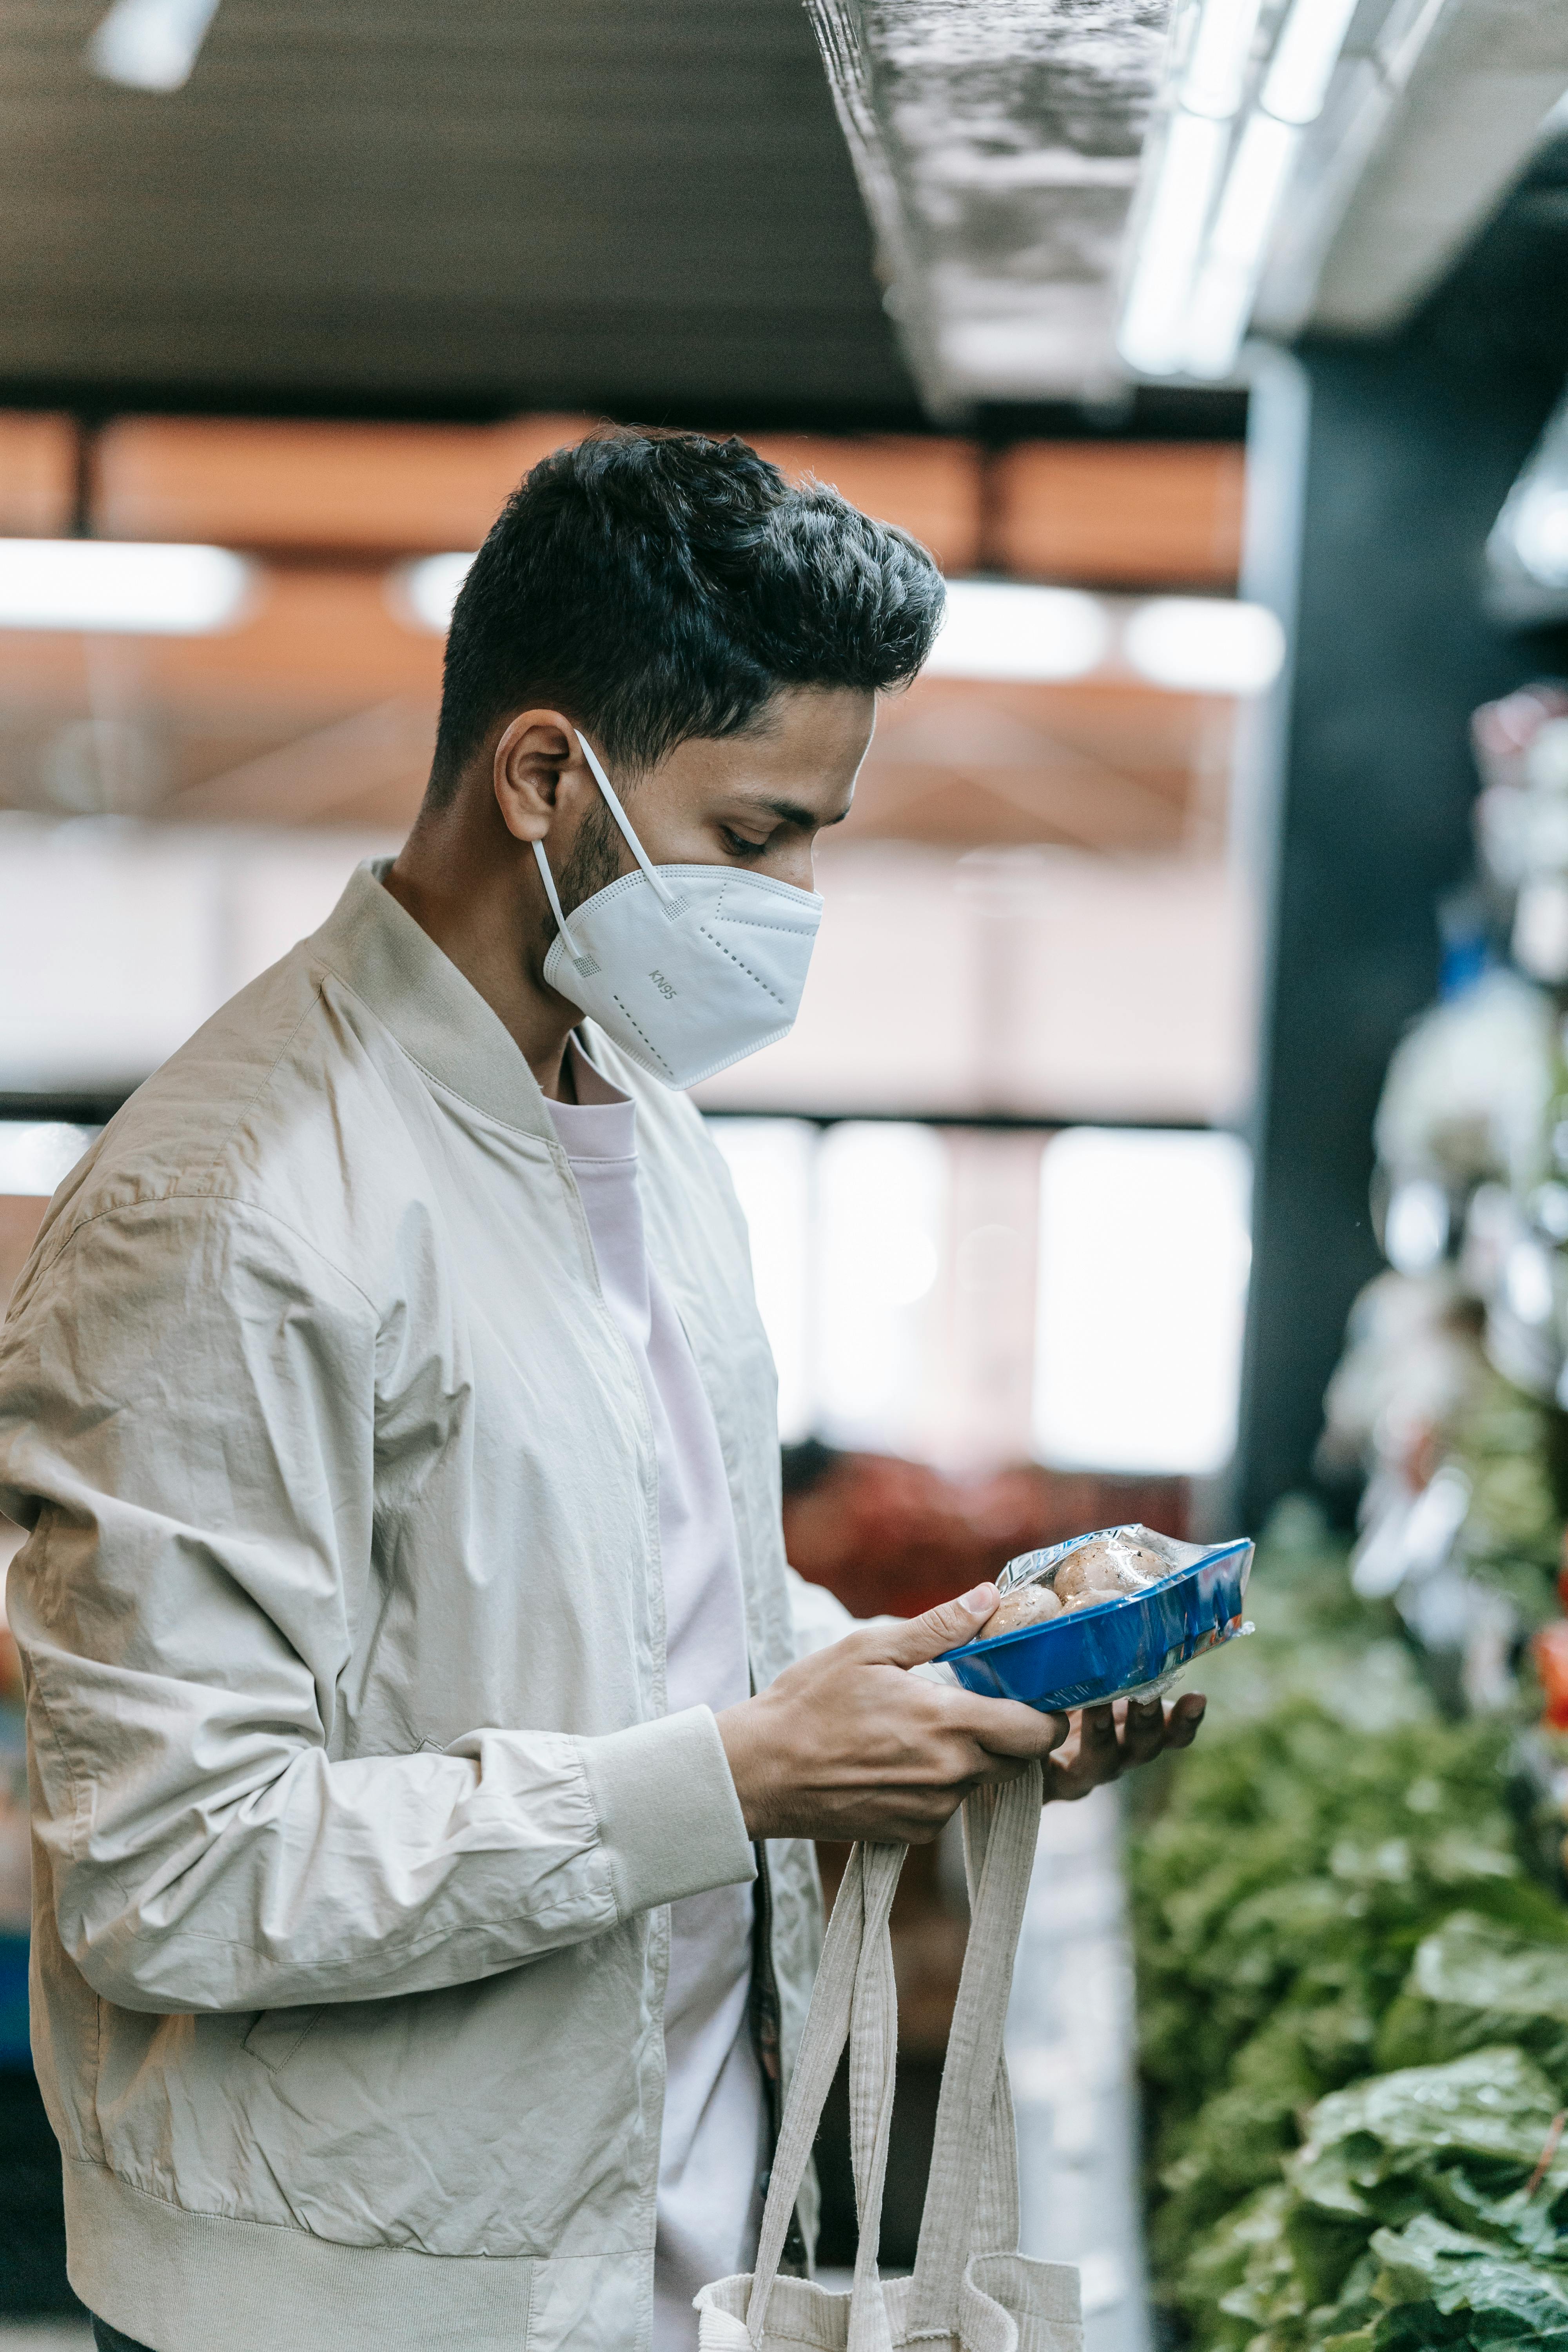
[978,1525,1180,1637]
[942,1523,1256,1715]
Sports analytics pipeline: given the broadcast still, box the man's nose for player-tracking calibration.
[771,844,817,893]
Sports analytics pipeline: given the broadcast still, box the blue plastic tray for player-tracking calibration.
[942,1533,1253,1713]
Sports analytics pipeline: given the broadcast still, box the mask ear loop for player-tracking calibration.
[575,731,690,920]
[531,838,600,978]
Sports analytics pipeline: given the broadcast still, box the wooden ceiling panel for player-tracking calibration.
[994,443,1246,590]
[91,416,987,568]
[96,415,598,553]
[0,410,74,535]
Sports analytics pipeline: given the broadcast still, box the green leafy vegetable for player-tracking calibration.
[1326,2214,1568,2348]
[1377,1913,1568,2091]
[1128,1523,1568,2348]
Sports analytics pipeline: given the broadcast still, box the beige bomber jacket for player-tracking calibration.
[0,862,833,2352]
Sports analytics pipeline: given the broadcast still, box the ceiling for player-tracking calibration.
[0,2,1563,428]
[808,0,1169,411]
[0,0,918,421]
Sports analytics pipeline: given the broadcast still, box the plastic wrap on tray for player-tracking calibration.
[939,1521,1254,1713]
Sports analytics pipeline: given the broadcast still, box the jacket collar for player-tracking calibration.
[307,859,560,1143]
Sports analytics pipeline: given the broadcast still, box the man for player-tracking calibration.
[0,430,1203,2352]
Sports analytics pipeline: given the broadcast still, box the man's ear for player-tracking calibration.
[493,710,583,845]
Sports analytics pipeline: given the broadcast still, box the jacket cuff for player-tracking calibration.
[579,1705,755,1921]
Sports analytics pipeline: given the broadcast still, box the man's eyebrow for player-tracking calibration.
[736,793,851,829]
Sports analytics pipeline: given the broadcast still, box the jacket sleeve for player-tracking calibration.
[0,1194,752,2016]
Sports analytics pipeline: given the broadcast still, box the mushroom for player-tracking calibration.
[977,1584,1063,1640]
[1053,1537,1169,1604]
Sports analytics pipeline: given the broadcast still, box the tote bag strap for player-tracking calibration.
[843,1840,903,2343]
[906,1764,1043,2333]
[743,1836,908,2348]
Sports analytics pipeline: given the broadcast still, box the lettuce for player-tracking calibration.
[1129,1534,1568,2348]
[1323,2214,1568,2347]
[1377,1912,1568,2090]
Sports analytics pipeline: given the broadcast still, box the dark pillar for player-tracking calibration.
[1234,143,1568,1530]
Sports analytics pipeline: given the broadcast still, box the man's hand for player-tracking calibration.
[1042,1691,1207,1804]
[717,1584,1067,1845]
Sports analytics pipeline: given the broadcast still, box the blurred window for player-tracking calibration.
[1033,1127,1251,1474]
[708,1116,1252,1477]
[812,1123,948,1451]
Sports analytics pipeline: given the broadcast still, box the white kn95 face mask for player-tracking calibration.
[532,730,824,1090]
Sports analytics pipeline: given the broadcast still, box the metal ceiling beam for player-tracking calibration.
[805,0,1171,415]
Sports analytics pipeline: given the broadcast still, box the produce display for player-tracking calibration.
[1115,687,1568,2348]
[1320,688,1568,1717]
[1128,1514,1568,2349]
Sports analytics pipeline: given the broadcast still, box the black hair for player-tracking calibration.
[426,426,946,802]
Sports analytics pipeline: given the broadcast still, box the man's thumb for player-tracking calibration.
[879,1583,999,1667]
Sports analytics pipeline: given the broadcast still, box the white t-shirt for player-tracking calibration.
[546,1042,766,2351]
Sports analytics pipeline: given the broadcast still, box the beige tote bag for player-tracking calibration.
[696,1764,1083,2352]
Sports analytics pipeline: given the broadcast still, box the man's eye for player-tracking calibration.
[720,828,770,858]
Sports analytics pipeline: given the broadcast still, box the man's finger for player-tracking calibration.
[1042,1704,1122,1803]
[1164,1693,1206,1749]
[867,1584,1001,1668]
[1075,1703,1119,1755]
[948,1692,1071,1759]
[1120,1696,1167,1767]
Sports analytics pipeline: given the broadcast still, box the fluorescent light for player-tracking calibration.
[1183,0,1267,120]
[87,0,222,92]
[395,552,475,635]
[924,579,1111,682]
[1260,0,1361,126]
[397,562,1278,699]
[1181,259,1257,381]
[1181,112,1302,376]
[1116,109,1231,377]
[1205,109,1303,269]
[1123,597,1285,694]
[1118,0,1360,381]
[0,540,251,633]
